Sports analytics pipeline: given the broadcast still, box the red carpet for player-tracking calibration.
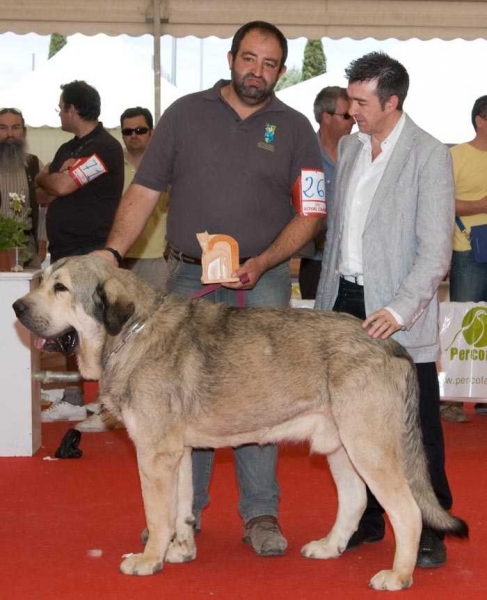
[0,403,485,599]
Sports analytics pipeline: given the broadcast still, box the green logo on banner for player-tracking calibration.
[447,306,487,361]
[461,307,487,348]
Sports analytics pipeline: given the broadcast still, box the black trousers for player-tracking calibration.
[298,258,323,300]
[334,278,453,526]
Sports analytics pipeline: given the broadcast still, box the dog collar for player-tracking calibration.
[103,321,146,366]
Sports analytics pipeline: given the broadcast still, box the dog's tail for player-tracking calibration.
[399,347,469,539]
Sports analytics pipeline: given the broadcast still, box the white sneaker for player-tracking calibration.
[41,388,64,406]
[75,411,124,432]
[42,400,87,423]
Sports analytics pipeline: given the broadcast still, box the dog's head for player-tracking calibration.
[13,255,140,378]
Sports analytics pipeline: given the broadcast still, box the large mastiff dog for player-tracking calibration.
[13,255,467,591]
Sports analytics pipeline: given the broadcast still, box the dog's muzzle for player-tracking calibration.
[12,299,79,354]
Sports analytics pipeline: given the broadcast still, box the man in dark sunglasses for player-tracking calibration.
[119,106,168,292]
[298,86,353,299]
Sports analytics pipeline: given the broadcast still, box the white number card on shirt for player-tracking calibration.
[292,169,326,217]
[68,154,108,188]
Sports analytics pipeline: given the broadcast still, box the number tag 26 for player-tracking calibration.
[291,169,326,217]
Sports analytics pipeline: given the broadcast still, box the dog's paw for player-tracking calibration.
[301,539,341,560]
[119,553,163,576]
[369,570,412,591]
[165,535,197,563]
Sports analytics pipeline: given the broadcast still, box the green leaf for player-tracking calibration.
[0,214,30,250]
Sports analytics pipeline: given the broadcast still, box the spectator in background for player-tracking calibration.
[76,106,169,433]
[315,52,455,568]
[35,80,124,423]
[298,87,353,298]
[441,95,487,423]
[119,107,169,290]
[0,107,42,267]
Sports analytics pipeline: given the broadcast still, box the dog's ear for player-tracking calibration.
[92,277,135,336]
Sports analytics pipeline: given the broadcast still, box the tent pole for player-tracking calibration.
[153,0,162,123]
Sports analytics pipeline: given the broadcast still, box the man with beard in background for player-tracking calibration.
[0,108,42,267]
[98,21,324,557]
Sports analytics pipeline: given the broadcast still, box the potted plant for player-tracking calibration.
[0,192,32,272]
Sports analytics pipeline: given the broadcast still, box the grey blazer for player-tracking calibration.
[315,115,455,362]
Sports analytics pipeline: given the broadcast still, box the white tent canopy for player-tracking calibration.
[1,0,487,40]
[277,38,487,145]
[1,34,182,128]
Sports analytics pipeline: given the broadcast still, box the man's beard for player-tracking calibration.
[231,69,276,105]
[0,138,28,172]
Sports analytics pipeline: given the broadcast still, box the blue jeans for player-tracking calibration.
[166,257,291,523]
[450,250,487,302]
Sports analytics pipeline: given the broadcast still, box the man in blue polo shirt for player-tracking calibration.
[100,21,324,557]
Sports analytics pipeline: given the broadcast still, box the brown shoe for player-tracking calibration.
[243,515,287,556]
[440,402,469,423]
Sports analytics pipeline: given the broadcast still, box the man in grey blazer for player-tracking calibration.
[315,52,455,569]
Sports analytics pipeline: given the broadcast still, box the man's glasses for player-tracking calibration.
[122,127,150,136]
[331,112,352,120]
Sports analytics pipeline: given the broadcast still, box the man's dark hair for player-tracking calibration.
[60,80,101,121]
[120,107,154,129]
[472,95,487,131]
[0,107,26,130]
[230,21,288,69]
[313,86,348,124]
[345,52,409,110]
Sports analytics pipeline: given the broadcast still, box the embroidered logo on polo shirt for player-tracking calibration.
[264,124,276,143]
[257,123,276,152]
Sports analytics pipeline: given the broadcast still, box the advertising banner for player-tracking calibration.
[438,302,487,399]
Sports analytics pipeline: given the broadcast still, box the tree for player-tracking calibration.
[48,34,67,59]
[302,39,327,81]
[275,67,303,91]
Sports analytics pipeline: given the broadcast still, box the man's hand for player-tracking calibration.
[91,249,119,268]
[363,308,401,340]
[59,158,77,173]
[222,256,267,290]
[35,162,79,197]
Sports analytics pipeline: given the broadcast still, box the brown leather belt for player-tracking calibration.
[169,246,251,265]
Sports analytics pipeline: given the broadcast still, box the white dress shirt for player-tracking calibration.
[339,112,406,322]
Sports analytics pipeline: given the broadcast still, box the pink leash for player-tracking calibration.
[191,274,249,307]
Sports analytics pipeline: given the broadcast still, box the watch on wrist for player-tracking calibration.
[104,247,123,266]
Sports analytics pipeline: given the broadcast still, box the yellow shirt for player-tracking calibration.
[451,142,487,251]
[123,158,169,259]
